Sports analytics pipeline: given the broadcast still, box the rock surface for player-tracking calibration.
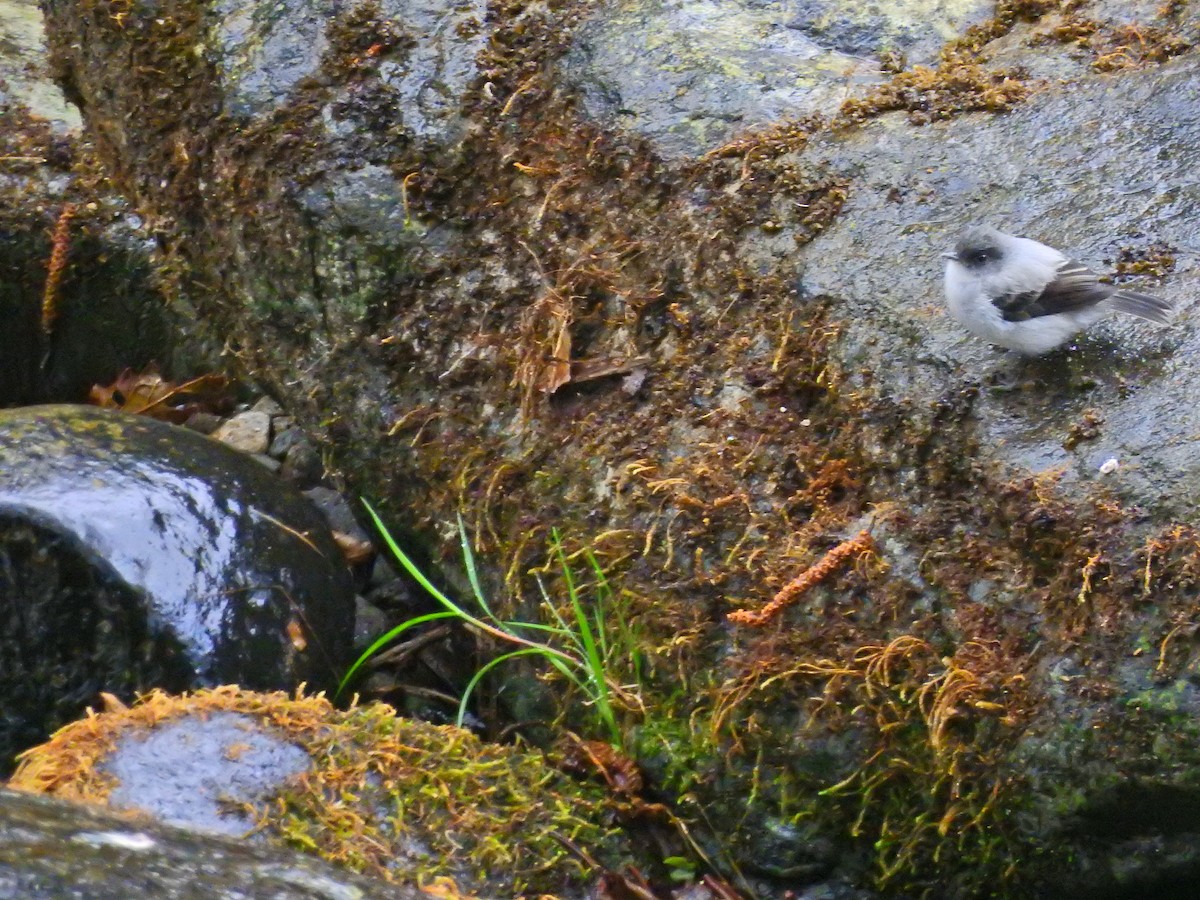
[33,0,1200,895]
[0,6,202,406]
[212,409,273,454]
[102,711,312,836]
[799,65,1200,518]
[12,687,638,897]
[0,786,412,898]
[0,405,354,770]
[0,0,80,128]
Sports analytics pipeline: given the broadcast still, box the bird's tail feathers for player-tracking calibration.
[1107,289,1174,325]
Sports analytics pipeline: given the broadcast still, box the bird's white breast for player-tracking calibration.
[942,237,1099,354]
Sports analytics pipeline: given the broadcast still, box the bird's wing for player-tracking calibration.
[994,259,1113,322]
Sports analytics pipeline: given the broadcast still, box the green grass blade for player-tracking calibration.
[351,502,626,745]
[587,550,641,682]
[543,653,589,695]
[458,513,496,620]
[362,500,530,646]
[335,610,457,699]
[361,500,462,613]
[552,530,618,742]
[586,550,612,661]
[508,620,573,638]
[456,647,547,727]
[536,572,585,656]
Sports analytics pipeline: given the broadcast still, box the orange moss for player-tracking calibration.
[837,53,1029,126]
[12,687,630,894]
[728,529,874,627]
[1033,8,1192,71]
[41,202,75,337]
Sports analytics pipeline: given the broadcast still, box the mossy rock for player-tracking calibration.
[12,687,636,896]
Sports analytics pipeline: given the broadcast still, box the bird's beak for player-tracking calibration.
[941,251,958,261]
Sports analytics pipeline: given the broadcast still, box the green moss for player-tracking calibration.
[269,702,629,894]
[13,688,633,895]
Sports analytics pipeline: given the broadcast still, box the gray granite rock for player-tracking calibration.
[0,787,412,898]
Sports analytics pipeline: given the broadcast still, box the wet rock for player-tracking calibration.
[794,61,1200,518]
[271,420,325,487]
[252,452,284,473]
[353,595,390,649]
[303,486,371,547]
[280,440,323,488]
[268,422,306,457]
[183,410,225,434]
[786,0,990,63]
[0,786,410,898]
[561,0,885,157]
[103,711,313,836]
[212,0,337,119]
[0,405,354,770]
[251,395,285,417]
[0,0,80,129]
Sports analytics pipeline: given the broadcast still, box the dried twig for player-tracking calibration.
[728,529,874,627]
[41,204,75,337]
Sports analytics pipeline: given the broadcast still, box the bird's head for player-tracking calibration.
[943,226,1007,271]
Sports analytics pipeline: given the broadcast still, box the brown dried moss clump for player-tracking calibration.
[1033,8,1193,71]
[1112,242,1178,280]
[11,687,631,895]
[838,51,1030,126]
[833,0,1064,127]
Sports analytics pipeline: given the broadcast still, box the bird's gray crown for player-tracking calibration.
[953,226,1006,270]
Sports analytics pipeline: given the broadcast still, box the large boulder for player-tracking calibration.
[0,405,355,770]
[33,0,1200,894]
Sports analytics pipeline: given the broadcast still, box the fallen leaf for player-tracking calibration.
[90,364,233,423]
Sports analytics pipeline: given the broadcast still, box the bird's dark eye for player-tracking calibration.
[965,248,993,265]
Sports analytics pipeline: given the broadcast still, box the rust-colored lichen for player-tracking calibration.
[1034,7,1193,71]
[1112,241,1178,279]
[829,0,1065,128]
[1092,23,1192,71]
[1062,408,1103,450]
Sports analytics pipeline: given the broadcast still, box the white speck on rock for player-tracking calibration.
[74,831,156,851]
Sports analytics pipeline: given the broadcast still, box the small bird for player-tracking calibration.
[942,226,1173,354]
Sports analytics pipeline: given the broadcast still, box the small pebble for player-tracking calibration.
[268,426,308,459]
[211,411,271,454]
[1098,457,1119,475]
[280,442,323,487]
[183,411,224,435]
